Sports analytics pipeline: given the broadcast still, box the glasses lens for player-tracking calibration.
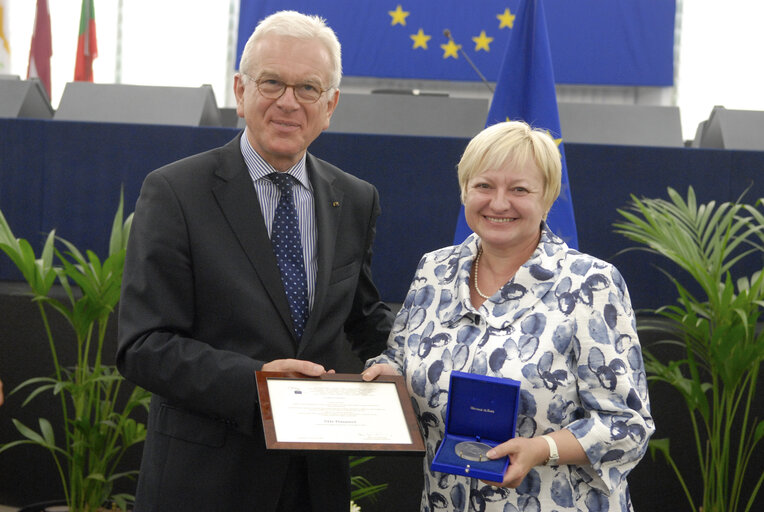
[294,84,322,103]
[257,79,285,98]
[255,78,324,104]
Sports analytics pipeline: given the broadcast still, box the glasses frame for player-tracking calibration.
[243,74,332,104]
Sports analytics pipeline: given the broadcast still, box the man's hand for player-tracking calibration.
[261,359,334,376]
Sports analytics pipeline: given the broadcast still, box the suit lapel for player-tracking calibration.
[299,155,343,352]
[211,137,294,336]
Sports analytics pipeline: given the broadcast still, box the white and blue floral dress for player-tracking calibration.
[367,227,654,511]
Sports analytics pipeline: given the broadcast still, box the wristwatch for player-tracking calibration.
[541,435,559,465]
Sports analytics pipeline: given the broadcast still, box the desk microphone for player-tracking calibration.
[443,29,495,93]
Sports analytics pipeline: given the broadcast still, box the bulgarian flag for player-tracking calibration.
[74,0,97,81]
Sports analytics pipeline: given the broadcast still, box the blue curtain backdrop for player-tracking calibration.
[236,0,675,86]
[452,0,578,248]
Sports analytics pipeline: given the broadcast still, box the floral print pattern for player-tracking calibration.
[367,227,654,511]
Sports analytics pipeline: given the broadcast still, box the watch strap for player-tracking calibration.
[541,434,559,465]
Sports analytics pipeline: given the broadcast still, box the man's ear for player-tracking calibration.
[323,89,340,130]
[234,74,246,118]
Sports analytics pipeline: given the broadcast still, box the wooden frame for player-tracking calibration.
[255,371,425,455]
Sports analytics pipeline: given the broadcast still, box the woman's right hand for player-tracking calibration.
[361,363,398,381]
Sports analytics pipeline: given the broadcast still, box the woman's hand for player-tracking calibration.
[483,430,588,488]
[482,436,550,488]
[361,363,398,381]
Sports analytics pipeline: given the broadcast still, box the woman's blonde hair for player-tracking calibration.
[457,121,562,218]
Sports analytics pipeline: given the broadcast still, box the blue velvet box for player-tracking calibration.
[430,371,521,482]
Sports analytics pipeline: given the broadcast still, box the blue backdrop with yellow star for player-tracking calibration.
[236,0,675,86]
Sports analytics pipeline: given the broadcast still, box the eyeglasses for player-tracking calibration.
[246,75,331,104]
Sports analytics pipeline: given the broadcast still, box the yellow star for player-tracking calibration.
[472,31,494,52]
[440,39,462,59]
[544,130,562,146]
[388,5,410,26]
[497,8,516,29]
[544,129,564,154]
[410,29,431,50]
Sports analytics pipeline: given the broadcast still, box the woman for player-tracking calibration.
[364,121,654,511]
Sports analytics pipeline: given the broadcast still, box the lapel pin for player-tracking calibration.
[332,201,340,207]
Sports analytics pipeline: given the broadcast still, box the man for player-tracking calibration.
[116,10,394,511]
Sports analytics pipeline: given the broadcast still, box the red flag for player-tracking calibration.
[74,0,97,82]
[27,0,52,98]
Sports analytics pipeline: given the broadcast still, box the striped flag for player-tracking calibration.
[453,0,578,249]
[74,0,97,82]
[27,0,52,97]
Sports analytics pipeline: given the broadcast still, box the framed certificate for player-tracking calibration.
[255,371,425,455]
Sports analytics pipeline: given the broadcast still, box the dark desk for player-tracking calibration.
[2,117,763,310]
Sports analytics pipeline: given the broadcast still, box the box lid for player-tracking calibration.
[446,371,521,443]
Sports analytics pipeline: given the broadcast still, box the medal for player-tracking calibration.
[455,441,492,462]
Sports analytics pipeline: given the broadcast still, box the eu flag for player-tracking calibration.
[237,1,675,86]
[453,0,578,249]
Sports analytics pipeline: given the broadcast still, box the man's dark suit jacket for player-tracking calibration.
[116,134,394,511]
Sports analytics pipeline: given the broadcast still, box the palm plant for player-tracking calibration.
[350,456,388,509]
[0,194,150,512]
[614,186,764,512]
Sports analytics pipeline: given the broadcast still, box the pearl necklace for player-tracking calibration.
[473,247,492,300]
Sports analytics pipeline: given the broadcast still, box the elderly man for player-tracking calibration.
[117,10,393,512]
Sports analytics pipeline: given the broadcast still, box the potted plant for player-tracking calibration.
[0,194,151,512]
[613,186,764,512]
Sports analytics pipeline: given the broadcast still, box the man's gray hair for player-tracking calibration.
[239,10,342,90]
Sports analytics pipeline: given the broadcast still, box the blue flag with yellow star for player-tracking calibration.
[236,1,675,86]
[452,0,578,248]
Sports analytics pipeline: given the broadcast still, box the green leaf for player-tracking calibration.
[648,438,671,462]
[110,493,134,512]
[106,471,140,482]
[38,418,56,446]
[349,455,376,468]
[754,419,764,445]
[12,418,48,445]
[108,188,128,255]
